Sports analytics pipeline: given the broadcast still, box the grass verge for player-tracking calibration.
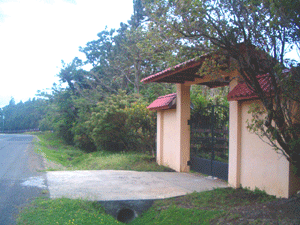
[17,188,277,225]
[33,131,172,172]
[19,132,289,224]
[17,198,119,225]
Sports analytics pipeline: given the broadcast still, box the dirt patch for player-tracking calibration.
[213,193,300,224]
[162,187,300,224]
[26,142,46,172]
[43,159,67,171]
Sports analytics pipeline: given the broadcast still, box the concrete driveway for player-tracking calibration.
[46,170,228,201]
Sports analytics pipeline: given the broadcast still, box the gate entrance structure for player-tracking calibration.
[142,47,300,198]
[190,105,229,180]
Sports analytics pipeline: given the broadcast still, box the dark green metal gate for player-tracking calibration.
[190,105,229,180]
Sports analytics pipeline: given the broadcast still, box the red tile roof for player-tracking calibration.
[141,56,208,84]
[227,74,273,101]
[141,53,230,87]
[141,44,266,85]
[147,93,177,111]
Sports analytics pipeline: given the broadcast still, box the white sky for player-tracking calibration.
[0,0,133,108]
[0,0,299,108]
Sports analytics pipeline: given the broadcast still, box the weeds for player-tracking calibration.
[34,132,172,172]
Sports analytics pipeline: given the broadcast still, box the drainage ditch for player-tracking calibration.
[98,199,154,223]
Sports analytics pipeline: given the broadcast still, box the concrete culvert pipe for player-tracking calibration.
[117,208,136,223]
[99,200,154,223]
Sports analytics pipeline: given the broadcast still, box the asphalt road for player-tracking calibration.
[0,134,48,225]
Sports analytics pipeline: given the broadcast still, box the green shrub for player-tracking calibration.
[86,91,156,153]
[87,91,130,151]
[72,100,97,152]
[73,124,96,152]
[126,100,156,154]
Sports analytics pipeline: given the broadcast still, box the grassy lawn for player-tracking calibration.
[19,132,297,224]
[34,132,172,172]
[17,188,278,225]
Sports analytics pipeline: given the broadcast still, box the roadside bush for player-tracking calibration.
[39,112,55,132]
[126,100,156,155]
[72,98,97,152]
[86,91,156,153]
[87,91,131,151]
[55,119,74,144]
[73,122,96,152]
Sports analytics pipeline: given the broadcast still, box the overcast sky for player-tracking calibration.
[1,0,299,108]
[0,0,133,108]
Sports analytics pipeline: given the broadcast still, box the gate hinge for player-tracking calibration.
[187,160,191,166]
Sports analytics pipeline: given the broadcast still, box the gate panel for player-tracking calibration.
[190,105,229,180]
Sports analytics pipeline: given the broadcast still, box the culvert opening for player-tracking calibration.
[117,208,136,223]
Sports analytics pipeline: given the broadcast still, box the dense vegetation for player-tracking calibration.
[1,0,299,167]
[0,97,46,132]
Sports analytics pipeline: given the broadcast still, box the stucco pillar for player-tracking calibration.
[228,100,242,188]
[175,83,191,172]
[156,111,164,165]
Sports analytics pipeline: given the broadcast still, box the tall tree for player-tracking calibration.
[132,0,147,28]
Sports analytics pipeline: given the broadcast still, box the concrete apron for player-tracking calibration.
[46,170,227,201]
[46,170,228,223]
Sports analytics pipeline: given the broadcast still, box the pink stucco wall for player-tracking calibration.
[156,84,191,172]
[229,99,300,198]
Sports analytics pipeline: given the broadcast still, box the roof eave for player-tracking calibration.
[147,105,171,111]
[141,57,206,84]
